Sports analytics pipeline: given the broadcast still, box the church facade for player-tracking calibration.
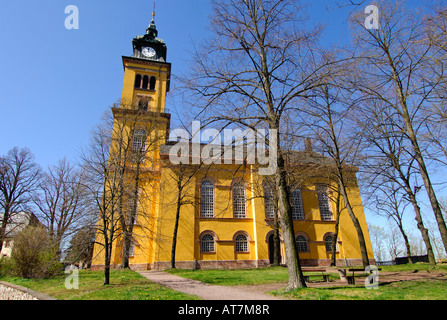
[90,14,374,271]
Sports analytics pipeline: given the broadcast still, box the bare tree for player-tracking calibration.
[300,83,371,267]
[355,99,437,265]
[0,147,41,253]
[33,158,89,257]
[350,1,447,256]
[80,111,123,285]
[183,0,339,290]
[373,181,412,262]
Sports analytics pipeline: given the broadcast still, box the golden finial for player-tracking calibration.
[151,2,156,23]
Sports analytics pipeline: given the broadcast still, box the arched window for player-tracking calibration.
[264,185,275,219]
[132,129,147,151]
[296,235,309,252]
[201,180,214,218]
[233,182,246,218]
[235,234,249,252]
[201,234,215,253]
[142,75,149,90]
[149,76,156,90]
[134,74,142,89]
[291,189,304,220]
[324,235,333,252]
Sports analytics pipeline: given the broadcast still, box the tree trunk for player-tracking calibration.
[275,153,306,289]
[171,185,183,269]
[272,194,281,266]
[396,222,413,264]
[103,237,111,285]
[338,178,370,267]
[122,155,142,269]
[387,51,447,256]
[272,220,281,267]
[408,192,436,265]
[331,187,342,266]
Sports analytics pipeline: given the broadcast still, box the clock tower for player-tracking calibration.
[131,10,167,62]
[119,8,171,113]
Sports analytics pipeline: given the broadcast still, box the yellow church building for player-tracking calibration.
[90,14,374,271]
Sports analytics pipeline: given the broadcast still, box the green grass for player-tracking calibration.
[0,269,199,300]
[168,266,290,286]
[2,264,446,300]
[167,264,447,300]
[272,278,447,300]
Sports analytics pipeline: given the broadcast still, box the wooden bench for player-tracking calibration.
[301,268,331,283]
[345,267,382,285]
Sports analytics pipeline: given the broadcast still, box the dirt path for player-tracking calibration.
[138,271,284,300]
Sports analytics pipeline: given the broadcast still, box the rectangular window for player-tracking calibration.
[264,186,275,219]
[201,181,214,218]
[291,189,304,220]
[233,184,247,218]
[316,185,332,221]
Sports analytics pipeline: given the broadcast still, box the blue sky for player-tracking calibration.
[0,0,441,249]
[0,0,428,169]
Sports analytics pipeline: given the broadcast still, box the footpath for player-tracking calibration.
[138,270,283,300]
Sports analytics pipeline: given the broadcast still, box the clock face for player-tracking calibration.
[142,46,156,58]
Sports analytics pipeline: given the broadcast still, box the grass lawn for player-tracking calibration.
[168,266,290,286]
[273,278,447,300]
[0,269,199,300]
[168,263,447,300]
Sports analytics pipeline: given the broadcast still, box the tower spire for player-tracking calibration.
[151,2,155,25]
[146,2,158,39]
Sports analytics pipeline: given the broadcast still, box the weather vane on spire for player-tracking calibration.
[151,2,156,24]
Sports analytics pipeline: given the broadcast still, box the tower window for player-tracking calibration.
[138,98,149,111]
[132,129,147,151]
[142,75,149,90]
[134,74,142,89]
[150,76,156,90]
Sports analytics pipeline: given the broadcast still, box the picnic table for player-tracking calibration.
[301,268,331,283]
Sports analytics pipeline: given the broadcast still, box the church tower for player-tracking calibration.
[90,8,173,271]
[119,9,171,114]
[112,7,172,169]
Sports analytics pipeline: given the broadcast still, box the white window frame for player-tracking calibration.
[291,189,305,220]
[201,180,215,218]
[233,183,247,218]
